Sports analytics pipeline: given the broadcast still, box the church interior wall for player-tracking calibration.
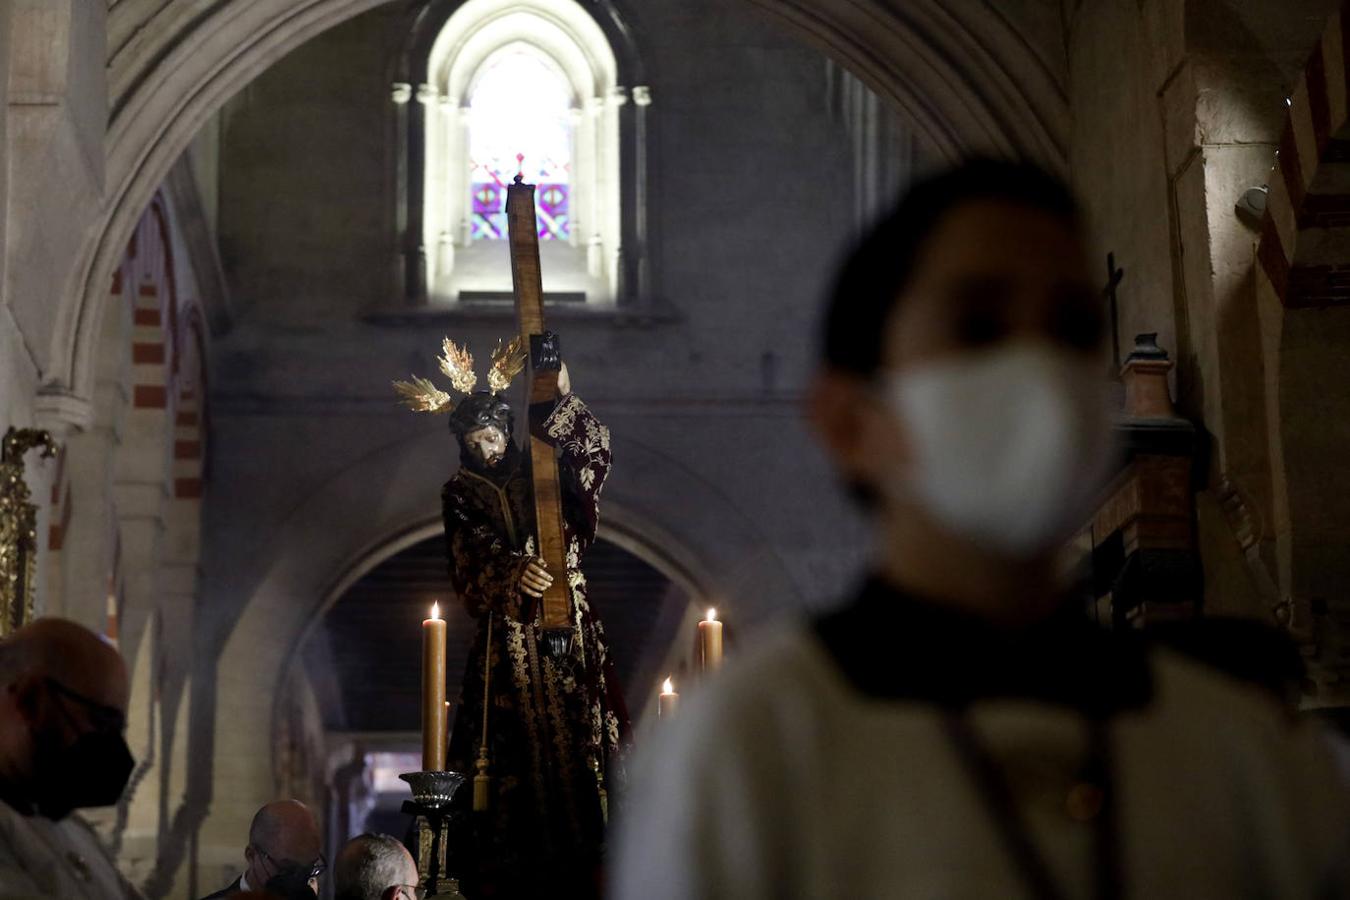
[1061,0,1347,634]
[21,187,221,894]
[1065,0,1181,376]
[42,0,1075,427]
[0,2,16,437]
[186,116,223,245]
[4,0,107,383]
[5,0,1350,896]
[1169,0,1350,656]
[205,0,880,640]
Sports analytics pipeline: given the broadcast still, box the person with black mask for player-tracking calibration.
[198,800,324,899]
[0,617,139,898]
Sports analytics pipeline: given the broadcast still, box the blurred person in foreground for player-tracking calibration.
[333,833,420,900]
[0,618,138,899]
[612,159,1350,899]
[198,800,324,899]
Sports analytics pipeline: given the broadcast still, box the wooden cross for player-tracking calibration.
[505,176,573,658]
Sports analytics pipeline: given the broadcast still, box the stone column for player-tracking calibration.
[585,95,605,281]
[604,87,627,300]
[632,86,653,307]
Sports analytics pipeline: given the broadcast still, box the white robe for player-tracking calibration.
[0,802,142,900]
[613,624,1350,899]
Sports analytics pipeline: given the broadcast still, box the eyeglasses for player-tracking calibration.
[386,886,426,900]
[251,845,327,880]
[44,678,127,733]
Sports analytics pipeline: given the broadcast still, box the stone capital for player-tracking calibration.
[33,388,93,436]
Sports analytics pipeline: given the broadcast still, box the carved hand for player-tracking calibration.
[519,557,554,598]
[556,362,571,398]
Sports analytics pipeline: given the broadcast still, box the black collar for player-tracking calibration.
[0,778,34,817]
[814,577,1153,716]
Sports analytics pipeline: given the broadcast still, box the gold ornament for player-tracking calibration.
[392,335,529,415]
[438,339,478,395]
[488,336,528,394]
[1,428,57,637]
[392,375,454,414]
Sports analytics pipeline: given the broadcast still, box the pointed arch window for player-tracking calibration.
[399,0,651,307]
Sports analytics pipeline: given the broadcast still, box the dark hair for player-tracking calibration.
[822,158,1082,377]
[447,391,514,436]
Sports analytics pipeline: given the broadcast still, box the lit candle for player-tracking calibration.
[422,603,447,771]
[698,607,724,672]
[658,677,678,719]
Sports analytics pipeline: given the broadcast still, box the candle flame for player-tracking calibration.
[662,677,674,694]
[707,607,718,623]
[431,602,440,620]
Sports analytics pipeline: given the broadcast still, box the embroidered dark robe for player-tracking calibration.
[442,393,630,881]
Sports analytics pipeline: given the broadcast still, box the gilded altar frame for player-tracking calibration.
[1,428,56,637]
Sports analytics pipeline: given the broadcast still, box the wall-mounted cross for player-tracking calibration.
[1103,252,1125,373]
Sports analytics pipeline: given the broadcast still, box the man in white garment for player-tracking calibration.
[612,159,1350,898]
[0,619,140,899]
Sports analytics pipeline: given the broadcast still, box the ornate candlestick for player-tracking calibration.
[399,770,466,897]
[406,601,465,896]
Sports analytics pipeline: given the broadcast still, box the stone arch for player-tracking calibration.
[44,0,1069,420]
[1253,1,1350,700]
[268,505,715,776]
[429,0,618,98]
[41,189,215,894]
[291,506,711,651]
[198,423,778,863]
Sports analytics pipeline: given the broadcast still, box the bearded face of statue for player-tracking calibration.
[464,425,508,468]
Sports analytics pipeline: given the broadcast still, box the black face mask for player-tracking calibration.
[31,727,135,821]
[29,680,135,821]
[264,867,317,899]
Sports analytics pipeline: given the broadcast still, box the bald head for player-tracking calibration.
[0,619,134,819]
[0,619,128,714]
[249,799,321,865]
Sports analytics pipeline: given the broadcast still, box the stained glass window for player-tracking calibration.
[468,45,573,241]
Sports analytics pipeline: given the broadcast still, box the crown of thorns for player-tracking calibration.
[392,336,528,415]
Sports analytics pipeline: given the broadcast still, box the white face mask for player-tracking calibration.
[881,341,1115,558]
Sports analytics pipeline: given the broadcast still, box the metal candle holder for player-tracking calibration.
[399,770,465,809]
[400,771,467,897]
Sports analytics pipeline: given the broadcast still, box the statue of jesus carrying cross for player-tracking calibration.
[393,178,630,898]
